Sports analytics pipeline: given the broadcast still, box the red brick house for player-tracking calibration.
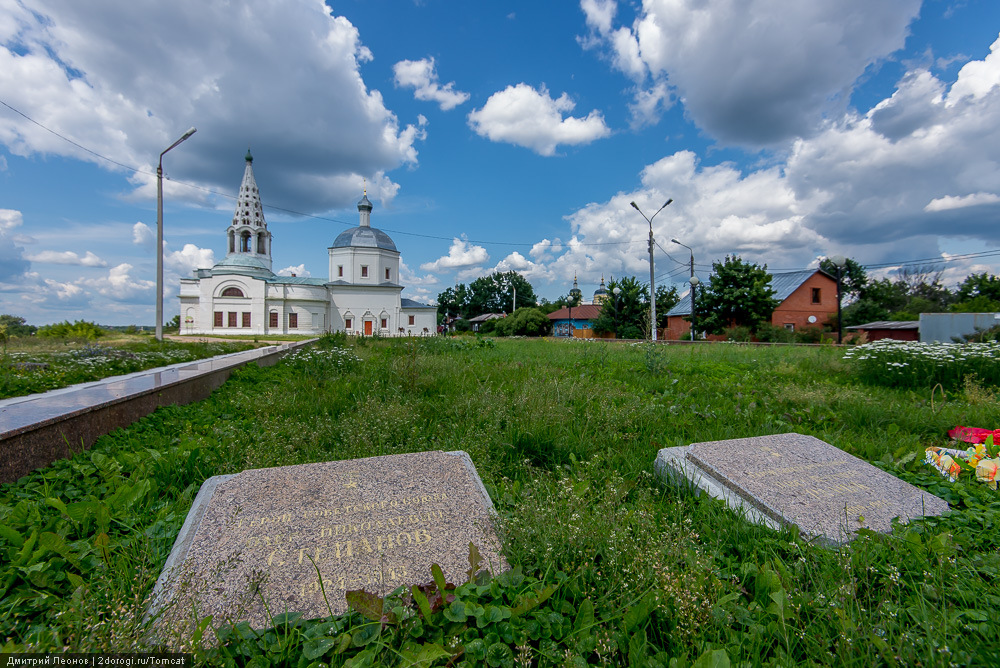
[664,269,839,340]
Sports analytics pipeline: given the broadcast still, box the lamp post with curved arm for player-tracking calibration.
[689,275,700,341]
[829,255,847,344]
[629,198,672,341]
[156,127,197,341]
[672,238,697,340]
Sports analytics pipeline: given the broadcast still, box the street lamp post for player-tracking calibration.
[672,238,697,341]
[156,127,197,342]
[689,276,700,341]
[830,255,847,344]
[630,198,672,341]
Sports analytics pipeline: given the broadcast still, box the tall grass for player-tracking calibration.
[844,339,1000,390]
[1,337,998,665]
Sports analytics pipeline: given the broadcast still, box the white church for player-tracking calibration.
[179,151,437,336]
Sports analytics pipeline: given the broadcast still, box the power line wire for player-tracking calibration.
[0,97,646,249]
[4,97,1000,274]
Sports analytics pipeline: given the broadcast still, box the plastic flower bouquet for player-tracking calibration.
[926,429,1000,490]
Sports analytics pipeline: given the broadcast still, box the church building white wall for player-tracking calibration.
[179,153,436,337]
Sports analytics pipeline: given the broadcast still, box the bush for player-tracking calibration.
[617,324,643,340]
[723,325,753,342]
[493,308,551,337]
[963,324,1000,343]
[794,326,824,343]
[755,323,795,343]
[453,318,472,332]
[36,320,107,339]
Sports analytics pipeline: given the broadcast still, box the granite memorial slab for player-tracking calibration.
[655,432,949,545]
[148,450,504,639]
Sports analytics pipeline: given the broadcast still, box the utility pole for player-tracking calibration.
[630,199,672,341]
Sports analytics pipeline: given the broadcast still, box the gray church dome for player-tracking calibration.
[331,226,398,252]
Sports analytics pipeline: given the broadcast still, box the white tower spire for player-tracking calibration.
[226,149,272,270]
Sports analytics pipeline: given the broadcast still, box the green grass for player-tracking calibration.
[1,337,998,666]
[0,336,258,400]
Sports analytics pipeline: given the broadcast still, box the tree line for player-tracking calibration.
[436,260,1000,339]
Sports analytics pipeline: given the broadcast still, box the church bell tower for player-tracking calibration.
[226,150,272,271]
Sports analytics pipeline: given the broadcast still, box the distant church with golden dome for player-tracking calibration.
[592,276,610,305]
[179,152,436,336]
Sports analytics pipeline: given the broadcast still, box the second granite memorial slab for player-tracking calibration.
[655,433,949,545]
[149,450,504,635]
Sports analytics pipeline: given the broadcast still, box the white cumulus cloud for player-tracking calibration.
[77,263,155,300]
[467,84,611,156]
[25,250,108,267]
[420,237,490,272]
[393,57,470,111]
[580,0,921,143]
[0,0,426,212]
[924,193,1000,212]
[132,222,154,246]
[0,208,31,281]
[166,244,215,275]
[277,264,311,277]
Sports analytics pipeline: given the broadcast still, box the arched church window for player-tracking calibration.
[221,287,245,297]
[257,233,266,254]
[228,231,235,253]
[241,231,251,252]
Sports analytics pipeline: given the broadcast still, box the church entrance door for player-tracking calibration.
[364,320,373,336]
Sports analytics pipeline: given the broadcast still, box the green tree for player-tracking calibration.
[819,257,868,300]
[537,296,571,315]
[952,295,1000,313]
[655,284,679,328]
[693,256,779,335]
[436,284,471,320]
[592,276,648,338]
[466,271,537,316]
[858,278,910,314]
[955,273,1000,307]
[841,299,891,327]
[493,307,551,336]
[896,265,952,311]
[0,314,37,337]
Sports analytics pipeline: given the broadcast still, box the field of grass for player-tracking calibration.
[0,335,259,400]
[1,336,998,666]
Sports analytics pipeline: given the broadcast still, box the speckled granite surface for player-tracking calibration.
[0,342,309,483]
[656,433,949,545]
[149,451,505,638]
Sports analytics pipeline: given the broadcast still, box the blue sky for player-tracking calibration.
[2,0,1000,325]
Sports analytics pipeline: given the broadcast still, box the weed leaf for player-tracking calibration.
[692,648,731,668]
[346,589,384,622]
[431,563,448,595]
[574,598,595,633]
[411,584,433,622]
[466,542,484,583]
[302,635,338,660]
[397,641,451,667]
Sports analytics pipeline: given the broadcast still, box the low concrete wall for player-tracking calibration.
[0,340,313,484]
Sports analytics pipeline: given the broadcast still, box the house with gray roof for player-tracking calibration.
[664,269,838,340]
